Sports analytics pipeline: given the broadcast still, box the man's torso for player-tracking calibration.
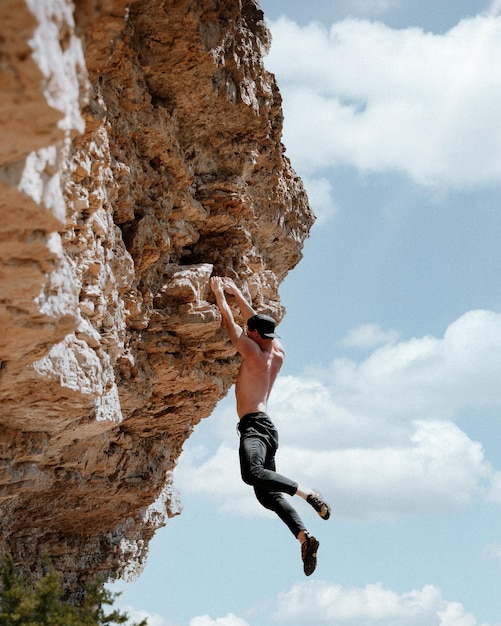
[235,340,284,418]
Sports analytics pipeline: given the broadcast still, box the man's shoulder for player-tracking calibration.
[272,339,285,357]
[237,334,264,357]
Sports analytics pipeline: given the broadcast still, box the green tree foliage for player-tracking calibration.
[0,553,147,626]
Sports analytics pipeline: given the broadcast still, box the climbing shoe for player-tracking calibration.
[301,534,319,576]
[307,491,331,520]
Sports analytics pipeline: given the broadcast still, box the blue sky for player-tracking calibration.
[109,2,501,624]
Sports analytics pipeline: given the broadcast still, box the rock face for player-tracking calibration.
[0,0,313,588]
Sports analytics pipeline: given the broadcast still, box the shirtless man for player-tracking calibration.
[210,276,330,576]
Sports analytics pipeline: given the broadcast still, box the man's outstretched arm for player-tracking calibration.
[210,277,244,345]
[220,277,256,323]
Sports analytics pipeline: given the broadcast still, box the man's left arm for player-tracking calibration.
[211,277,261,358]
[210,277,244,344]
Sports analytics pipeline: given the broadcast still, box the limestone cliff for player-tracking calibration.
[0,0,314,588]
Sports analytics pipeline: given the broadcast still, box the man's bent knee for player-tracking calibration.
[255,489,284,511]
[241,464,266,487]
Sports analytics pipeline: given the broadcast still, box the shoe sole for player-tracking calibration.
[310,492,331,520]
[303,538,320,576]
[319,503,331,520]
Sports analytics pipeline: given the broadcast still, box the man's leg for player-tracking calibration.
[239,436,297,496]
[250,449,320,577]
[254,488,306,536]
[238,432,327,576]
[239,436,331,520]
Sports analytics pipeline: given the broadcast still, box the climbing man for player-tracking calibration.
[210,276,331,576]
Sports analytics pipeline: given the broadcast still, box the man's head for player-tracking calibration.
[247,314,279,339]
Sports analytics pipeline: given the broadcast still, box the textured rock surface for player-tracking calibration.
[0,0,313,588]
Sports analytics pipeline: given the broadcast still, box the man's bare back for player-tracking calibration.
[235,339,285,418]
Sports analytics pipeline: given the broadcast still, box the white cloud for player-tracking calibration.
[265,15,501,188]
[190,614,250,626]
[274,581,491,626]
[178,419,489,521]
[176,310,501,521]
[121,607,171,626]
[319,309,501,422]
[485,470,501,503]
[175,442,264,518]
[288,421,488,519]
[342,322,400,348]
[299,174,338,223]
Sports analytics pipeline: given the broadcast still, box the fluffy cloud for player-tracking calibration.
[176,442,261,517]
[178,420,490,521]
[342,322,401,348]
[121,607,171,626]
[190,614,250,626]
[485,470,501,503]
[175,310,501,521]
[298,174,338,223]
[303,309,501,426]
[274,581,491,626]
[265,15,501,188]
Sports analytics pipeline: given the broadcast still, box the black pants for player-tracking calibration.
[238,412,306,538]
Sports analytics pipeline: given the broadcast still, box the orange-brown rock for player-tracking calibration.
[0,0,314,588]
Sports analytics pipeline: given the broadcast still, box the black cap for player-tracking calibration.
[247,314,279,339]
